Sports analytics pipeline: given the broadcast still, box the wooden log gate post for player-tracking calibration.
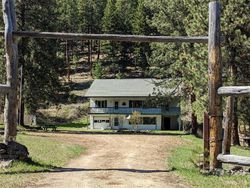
[0,0,18,144]
[0,0,229,169]
[208,1,223,169]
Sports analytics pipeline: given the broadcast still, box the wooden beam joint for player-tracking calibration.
[0,84,12,94]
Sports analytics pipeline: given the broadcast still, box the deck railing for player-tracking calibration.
[89,107,180,116]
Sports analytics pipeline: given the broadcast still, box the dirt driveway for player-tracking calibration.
[27,133,188,188]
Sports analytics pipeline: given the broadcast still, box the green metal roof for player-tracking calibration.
[85,79,168,97]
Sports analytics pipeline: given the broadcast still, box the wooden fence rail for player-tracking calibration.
[217,154,250,166]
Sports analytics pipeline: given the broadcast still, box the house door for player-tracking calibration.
[162,117,171,130]
[114,117,119,127]
[115,101,119,109]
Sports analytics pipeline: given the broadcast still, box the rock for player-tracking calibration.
[0,160,13,168]
[7,142,29,160]
[0,143,7,155]
[0,149,6,154]
[231,166,243,172]
[0,142,29,161]
[210,168,225,176]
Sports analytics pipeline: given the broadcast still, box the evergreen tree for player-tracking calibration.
[146,0,250,138]
[102,0,119,61]
[56,0,79,32]
[16,0,63,115]
[102,0,137,75]
[78,0,107,75]
[133,0,154,76]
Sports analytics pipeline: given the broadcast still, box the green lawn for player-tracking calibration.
[0,134,85,188]
[56,118,89,131]
[169,135,250,188]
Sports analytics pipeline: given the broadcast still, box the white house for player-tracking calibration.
[85,79,181,131]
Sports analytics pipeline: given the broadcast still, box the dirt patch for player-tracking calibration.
[26,133,189,188]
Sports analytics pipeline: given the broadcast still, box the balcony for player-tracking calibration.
[89,107,180,116]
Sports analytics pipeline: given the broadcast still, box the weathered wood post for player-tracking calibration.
[2,0,18,143]
[208,1,223,169]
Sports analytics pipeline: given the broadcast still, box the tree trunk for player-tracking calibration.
[232,97,240,145]
[230,65,240,145]
[222,96,234,154]
[66,40,70,82]
[18,65,25,126]
[87,26,93,77]
[17,1,26,127]
[191,92,198,135]
[97,40,101,60]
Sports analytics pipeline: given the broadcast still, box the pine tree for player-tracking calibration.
[78,0,107,75]
[102,0,119,61]
[102,0,137,76]
[146,0,202,134]
[146,0,250,139]
[133,0,154,76]
[15,0,63,115]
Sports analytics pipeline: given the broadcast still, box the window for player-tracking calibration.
[129,101,144,108]
[122,102,126,106]
[143,117,156,125]
[94,119,110,123]
[95,100,107,108]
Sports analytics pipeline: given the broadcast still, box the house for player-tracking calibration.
[85,79,181,131]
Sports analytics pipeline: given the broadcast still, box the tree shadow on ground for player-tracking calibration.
[27,130,188,136]
[1,166,175,175]
[0,160,58,175]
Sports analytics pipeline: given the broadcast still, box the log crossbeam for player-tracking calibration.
[0,31,210,43]
[218,86,250,96]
